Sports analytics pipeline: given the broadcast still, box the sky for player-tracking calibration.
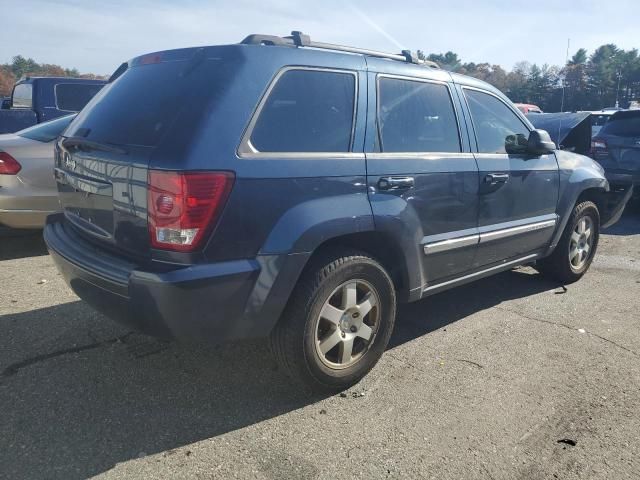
[2,0,639,75]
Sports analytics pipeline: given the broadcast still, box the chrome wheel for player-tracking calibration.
[569,215,594,270]
[314,279,381,369]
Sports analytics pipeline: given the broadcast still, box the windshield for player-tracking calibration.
[600,113,640,137]
[17,114,76,142]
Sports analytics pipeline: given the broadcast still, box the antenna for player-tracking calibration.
[557,38,570,148]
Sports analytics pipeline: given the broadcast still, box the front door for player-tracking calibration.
[462,88,559,267]
[365,72,480,290]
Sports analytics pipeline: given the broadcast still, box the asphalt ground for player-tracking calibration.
[1,210,639,480]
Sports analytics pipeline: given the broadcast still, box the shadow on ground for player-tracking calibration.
[0,228,47,260]
[0,267,561,480]
[603,204,640,236]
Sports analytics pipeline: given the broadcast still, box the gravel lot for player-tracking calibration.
[1,211,639,480]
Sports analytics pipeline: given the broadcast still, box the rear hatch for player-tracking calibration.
[594,110,640,172]
[55,47,238,259]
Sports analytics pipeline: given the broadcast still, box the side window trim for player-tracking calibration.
[238,66,359,158]
[375,73,463,154]
[461,86,531,154]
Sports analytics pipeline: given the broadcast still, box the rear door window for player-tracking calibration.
[600,114,640,137]
[55,83,104,111]
[464,89,530,154]
[249,69,356,153]
[376,77,460,153]
[12,83,32,108]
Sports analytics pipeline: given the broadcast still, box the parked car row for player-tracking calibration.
[525,109,640,199]
[29,32,630,391]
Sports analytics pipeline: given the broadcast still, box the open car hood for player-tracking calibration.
[527,112,592,155]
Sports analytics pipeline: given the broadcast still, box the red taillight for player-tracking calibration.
[591,138,608,157]
[0,152,21,175]
[139,53,163,65]
[148,170,234,252]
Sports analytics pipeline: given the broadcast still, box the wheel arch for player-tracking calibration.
[301,231,413,302]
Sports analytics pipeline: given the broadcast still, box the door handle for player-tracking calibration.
[484,173,509,185]
[378,176,415,190]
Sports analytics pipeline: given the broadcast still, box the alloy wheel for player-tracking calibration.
[569,215,594,270]
[313,279,381,369]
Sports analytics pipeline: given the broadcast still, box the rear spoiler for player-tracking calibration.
[108,62,128,83]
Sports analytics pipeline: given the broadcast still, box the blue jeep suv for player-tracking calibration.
[44,32,631,391]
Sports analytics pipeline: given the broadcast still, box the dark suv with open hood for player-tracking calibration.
[44,32,631,392]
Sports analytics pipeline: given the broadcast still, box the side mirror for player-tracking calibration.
[527,129,556,155]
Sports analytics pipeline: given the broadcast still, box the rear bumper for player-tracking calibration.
[604,169,640,187]
[0,192,58,228]
[600,173,634,229]
[44,214,309,343]
[0,209,56,228]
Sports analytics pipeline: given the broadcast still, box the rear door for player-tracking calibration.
[462,87,559,267]
[366,71,479,287]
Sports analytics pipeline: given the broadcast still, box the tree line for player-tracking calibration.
[0,55,105,97]
[418,44,640,112]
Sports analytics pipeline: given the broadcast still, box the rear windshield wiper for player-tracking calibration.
[62,136,128,155]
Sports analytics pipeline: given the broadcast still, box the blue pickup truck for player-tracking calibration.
[0,77,105,134]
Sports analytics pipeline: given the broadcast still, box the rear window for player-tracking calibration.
[592,114,611,127]
[249,69,356,153]
[600,114,640,137]
[12,83,32,108]
[55,83,103,111]
[17,114,75,142]
[66,53,235,147]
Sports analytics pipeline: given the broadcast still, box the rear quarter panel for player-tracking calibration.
[176,46,372,262]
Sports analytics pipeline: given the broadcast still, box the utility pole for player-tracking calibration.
[615,70,622,108]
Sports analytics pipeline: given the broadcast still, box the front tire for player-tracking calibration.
[536,201,600,283]
[270,250,396,392]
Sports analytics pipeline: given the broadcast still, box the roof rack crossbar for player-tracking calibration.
[240,31,439,69]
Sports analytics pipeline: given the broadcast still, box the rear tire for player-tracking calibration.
[536,201,599,284]
[270,250,396,393]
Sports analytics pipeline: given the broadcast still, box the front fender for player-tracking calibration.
[259,193,374,255]
[547,151,608,253]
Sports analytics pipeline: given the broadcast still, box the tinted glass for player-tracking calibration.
[12,84,32,108]
[600,114,640,138]
[465,89,530,154]
[17,114,76,142]
[377,78,460,153]
[66,55,236,147]
[55,83,103,111]
[592,114,611,127]
[250,70,355,152]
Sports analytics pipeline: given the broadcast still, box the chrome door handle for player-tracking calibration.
[484,173,509,184]
[378,176,415,190]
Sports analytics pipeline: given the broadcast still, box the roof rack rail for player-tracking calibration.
[240,31,439,69]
